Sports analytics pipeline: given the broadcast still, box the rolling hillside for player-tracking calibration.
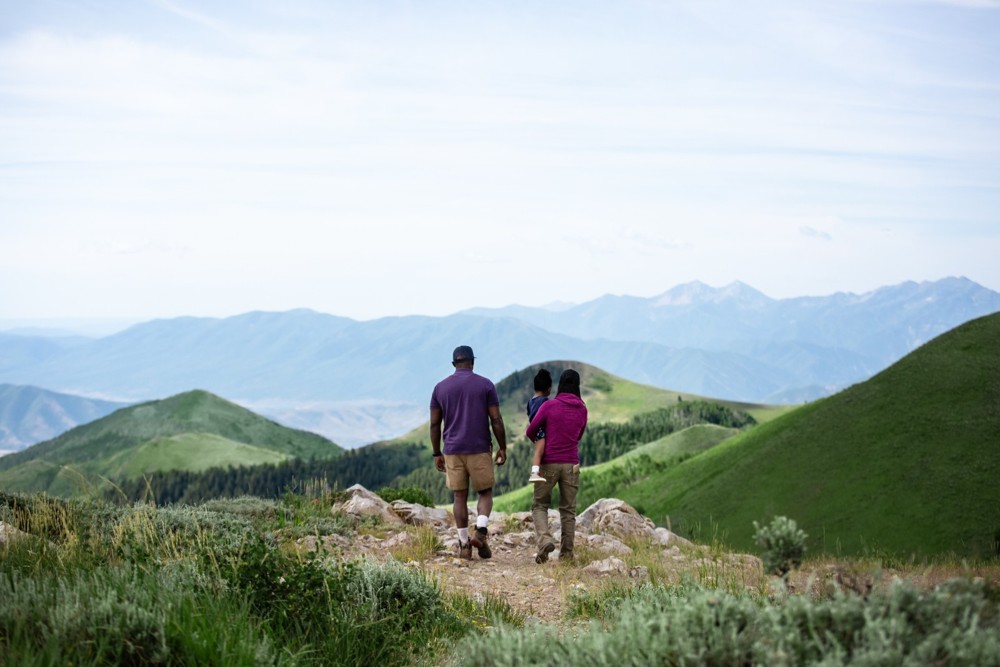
[356,361,772,504]
[394,360,782,445]
[2,278,996,450]
[585,311,1000,559]
[0,390,343,497]
[494,423,742,514]
[107,363,777,506]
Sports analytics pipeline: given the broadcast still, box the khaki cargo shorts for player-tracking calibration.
[444,452,495,492]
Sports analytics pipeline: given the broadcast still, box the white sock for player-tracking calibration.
[531,465,540,473]
[476,514,489,530]
[458,527,469,543]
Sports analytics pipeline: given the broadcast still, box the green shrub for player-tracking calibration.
[1,492,476,667]
[458,578,1000,666]
[348,558,446,627]
[199,495,291,521]
[376,485,436,507]
[0,562,277,666]
[447,590,527,630]
[212,533,467,666]
[754,515,808,576]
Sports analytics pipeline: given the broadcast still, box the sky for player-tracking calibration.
[1,0,999,326]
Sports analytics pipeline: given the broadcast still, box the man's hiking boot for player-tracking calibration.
[528,472,545,483]
[535,541,556,564]
[458,541,472,560]
[470,527,491,559]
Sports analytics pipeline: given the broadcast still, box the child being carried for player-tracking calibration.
[526,369,552,484]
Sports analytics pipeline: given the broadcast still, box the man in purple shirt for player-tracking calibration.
[430,345,508,560]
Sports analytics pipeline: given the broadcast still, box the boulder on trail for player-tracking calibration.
[390,500,452,528]
[333,484,404,525]
[577,498,655,540]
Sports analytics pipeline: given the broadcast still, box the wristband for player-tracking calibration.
[432,452,443,458]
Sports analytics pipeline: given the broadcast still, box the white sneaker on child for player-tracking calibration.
[528,472,545,483]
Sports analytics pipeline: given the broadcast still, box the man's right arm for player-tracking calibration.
[488,404,507,466]
[430,407,445,472]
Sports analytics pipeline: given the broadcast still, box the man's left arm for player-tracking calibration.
[488,404,507,465]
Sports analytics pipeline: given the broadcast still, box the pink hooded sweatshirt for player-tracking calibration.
[525,393,588,465]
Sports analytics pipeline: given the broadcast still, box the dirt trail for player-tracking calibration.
[324,490,1000,627]
[424,541,588,624]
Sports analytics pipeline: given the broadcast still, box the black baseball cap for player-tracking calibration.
[452,345,475,362]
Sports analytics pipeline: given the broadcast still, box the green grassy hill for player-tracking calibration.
[126,362,779,506]
[0,390,342,497]
[376,361,776,504]
[596,312,1000,559]
[494,423,740,514]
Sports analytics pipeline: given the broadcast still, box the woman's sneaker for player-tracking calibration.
[528,472,545,483]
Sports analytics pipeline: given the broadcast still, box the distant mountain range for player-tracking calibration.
[0,277,997,449]
[0,384,127,453]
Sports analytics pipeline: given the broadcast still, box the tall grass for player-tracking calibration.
[463,578,1000,666]
[0,491,490,666]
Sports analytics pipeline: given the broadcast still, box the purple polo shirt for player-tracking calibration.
[430,368,500,455]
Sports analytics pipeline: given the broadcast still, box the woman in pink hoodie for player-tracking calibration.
[525,368,588,564]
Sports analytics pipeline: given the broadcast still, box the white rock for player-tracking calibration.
[582,556,628,576]
[0,521,28,547]
[577,498,654,540]
[381,531,411,549]
[389,500,451,528]
[584,534,633,555]
[334,484,404,525]
[652,527,693,548]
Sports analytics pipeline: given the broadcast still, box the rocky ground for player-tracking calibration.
[303,485,1000,627]
[312,485,767,625]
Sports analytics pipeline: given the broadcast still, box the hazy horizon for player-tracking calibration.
[2,1,998,323]
[0,274,992,337]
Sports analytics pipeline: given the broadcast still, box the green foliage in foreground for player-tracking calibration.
[755,515,809,576]
[376,484,436,507]
[466,579,1000,666]
[0,492,500,667]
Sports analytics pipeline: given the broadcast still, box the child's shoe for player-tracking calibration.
[528,471,545,483]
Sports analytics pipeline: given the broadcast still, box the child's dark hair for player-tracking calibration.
[533,369,553,392]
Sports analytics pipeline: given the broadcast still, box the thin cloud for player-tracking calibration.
[0,1,998,319]
[800,226,834,242]
[925,0,1000,7]
[150,0,233,36]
